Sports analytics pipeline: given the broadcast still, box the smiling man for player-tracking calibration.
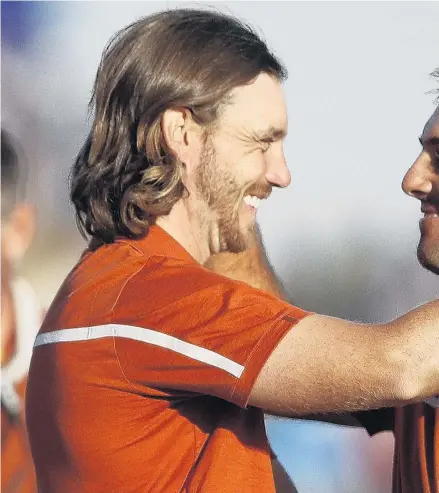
[405,97,439,275]
[25,10,439,493]
[395,72,439,492]
[334,72,439,493]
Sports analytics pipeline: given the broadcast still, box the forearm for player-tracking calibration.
[206,229,439,410]
[388,299,439,400]
[249,303,439,415]
[204,225,289,300]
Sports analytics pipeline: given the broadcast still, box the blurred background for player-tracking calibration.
[2,1,438,492]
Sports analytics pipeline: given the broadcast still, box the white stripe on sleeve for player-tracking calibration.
[34,324,244,378]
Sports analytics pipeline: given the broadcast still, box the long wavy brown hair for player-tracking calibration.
[70,9,287,245]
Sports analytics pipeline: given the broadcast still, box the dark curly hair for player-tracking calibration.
[70,8,287,246]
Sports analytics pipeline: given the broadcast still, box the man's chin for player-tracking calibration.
[417,242,439,275]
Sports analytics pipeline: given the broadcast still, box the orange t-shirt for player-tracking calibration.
[356,400,439,493]
[26,226,309,493]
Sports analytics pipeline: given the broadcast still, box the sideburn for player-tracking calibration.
[195,136,249,253]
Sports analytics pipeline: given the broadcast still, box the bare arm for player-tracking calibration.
[205,228,357,423]
[249,306,439,415]
[205,227,439,416]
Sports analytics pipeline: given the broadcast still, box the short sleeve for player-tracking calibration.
[112,258,311,408]
[352,408,395,435]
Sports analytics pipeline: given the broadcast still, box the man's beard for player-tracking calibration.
[194,136,253,253]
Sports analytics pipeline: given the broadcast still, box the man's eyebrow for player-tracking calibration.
[253,126,287,143]
[419,136,439,147]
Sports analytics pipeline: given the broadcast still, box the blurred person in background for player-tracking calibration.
[26,10,439,493]
[1,129,38,493]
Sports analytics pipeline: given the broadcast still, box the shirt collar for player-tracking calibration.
[122,225,198,264]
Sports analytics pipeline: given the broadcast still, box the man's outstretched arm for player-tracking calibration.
[205,227,367,426]
[204,226,439,416]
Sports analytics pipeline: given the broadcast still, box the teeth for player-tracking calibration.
[244,195,262,209]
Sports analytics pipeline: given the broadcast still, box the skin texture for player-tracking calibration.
[402,105,439,274]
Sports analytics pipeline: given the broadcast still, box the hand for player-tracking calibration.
[203,227,288,300]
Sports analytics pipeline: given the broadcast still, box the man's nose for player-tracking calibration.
[402,154,433,200]
[265,154,291,189]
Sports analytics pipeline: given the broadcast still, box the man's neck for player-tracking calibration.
[155,200,212,264]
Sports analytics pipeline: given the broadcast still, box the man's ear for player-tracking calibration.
[161,108,202,168]
[2,203,36,264]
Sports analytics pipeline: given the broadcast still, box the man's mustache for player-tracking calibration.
[245,183,272,200]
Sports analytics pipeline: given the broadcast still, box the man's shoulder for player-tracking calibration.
[116,254,250,304]
[68,233,299,328]
[121,253,286,305]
